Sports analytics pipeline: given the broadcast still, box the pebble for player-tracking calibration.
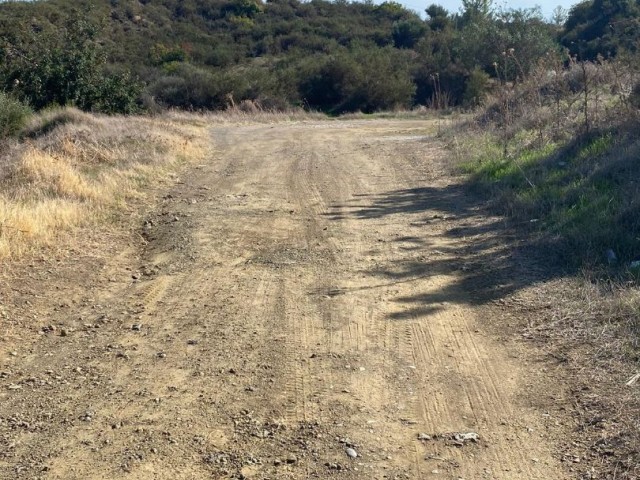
[132,324,142,331]
[418,433,432,441]
[346,448,358,459]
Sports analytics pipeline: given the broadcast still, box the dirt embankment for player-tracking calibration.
[0,119,582,479]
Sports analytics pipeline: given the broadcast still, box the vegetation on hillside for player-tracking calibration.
[3,0,635,116]
[451,51,640,268]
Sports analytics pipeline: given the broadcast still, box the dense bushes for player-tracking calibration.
[0,0,638,114]
[0,13,140,114]
[297,48,414,113]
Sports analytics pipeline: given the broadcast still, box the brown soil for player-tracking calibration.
[0,119,578,479]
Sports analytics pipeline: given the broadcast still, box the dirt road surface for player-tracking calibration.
[0,119,573,479]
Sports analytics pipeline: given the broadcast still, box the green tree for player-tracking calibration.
[0,11,140,113]
[392,18,427,48]
[425,4,451,31]
[562,0,640,59]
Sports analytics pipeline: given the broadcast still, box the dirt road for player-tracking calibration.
[0,119,572,479]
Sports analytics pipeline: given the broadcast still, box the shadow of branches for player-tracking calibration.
[324,183,572,320]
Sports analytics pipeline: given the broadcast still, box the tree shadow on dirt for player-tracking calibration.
[324,184,574,320]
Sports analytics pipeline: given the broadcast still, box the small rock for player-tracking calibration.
[453,432,479,443]
[132,324,142,331]
[187,339,198,345]
[346,448,358,459]
[417,433,432,441]
[286,455,297,464]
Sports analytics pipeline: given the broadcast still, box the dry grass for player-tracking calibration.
[164,103,326,125]
[519,278,640,479]
[0,107,210,260]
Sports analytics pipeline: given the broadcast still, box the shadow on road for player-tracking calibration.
[324,184,571,320]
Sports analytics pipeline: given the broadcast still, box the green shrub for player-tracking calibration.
[297,47,415,114]
[93,72,142,115]
[0,92,31,138]
[0,13,141,115]
[463,68,490,107]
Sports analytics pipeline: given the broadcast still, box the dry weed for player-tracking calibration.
[0,108,210,261]
[522,278,640,478]
[164,105,326,125]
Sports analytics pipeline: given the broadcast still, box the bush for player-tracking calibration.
[0,92,31,138]
[296,48,415,114]
[150,64,255,110]
[0,14,141,114]
[463,68,490,107]
[93,72,142,115]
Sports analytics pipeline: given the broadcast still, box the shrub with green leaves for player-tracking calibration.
[0,12,140,114]
[0,92,31,138]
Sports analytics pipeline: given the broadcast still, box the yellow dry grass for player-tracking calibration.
[0,108,210,261]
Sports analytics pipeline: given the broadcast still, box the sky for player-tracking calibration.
[398,0,580,19]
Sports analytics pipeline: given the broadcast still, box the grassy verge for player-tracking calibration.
[0,107,210,260]
[445,56,640,478]
[457,127,640,268]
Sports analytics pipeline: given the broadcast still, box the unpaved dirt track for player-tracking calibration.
[1,119,571,479]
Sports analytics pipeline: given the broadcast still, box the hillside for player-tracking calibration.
[0,0,559,113]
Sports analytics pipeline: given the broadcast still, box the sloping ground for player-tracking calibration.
[0,119,577,479]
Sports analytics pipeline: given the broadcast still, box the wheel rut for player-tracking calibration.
[0,119,573,480]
